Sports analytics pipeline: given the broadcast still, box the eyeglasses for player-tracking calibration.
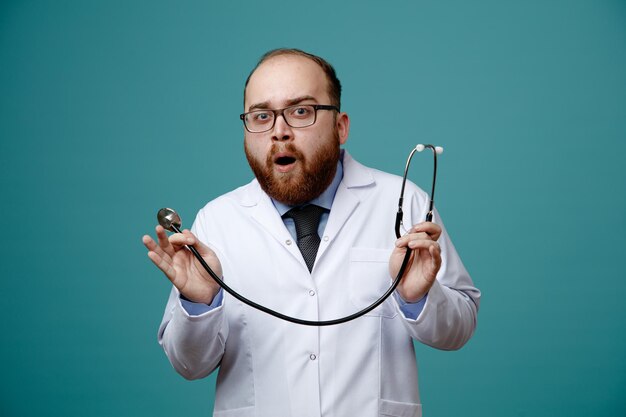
[240,104,339,133]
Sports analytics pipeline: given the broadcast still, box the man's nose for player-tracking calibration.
[272,114,294,141]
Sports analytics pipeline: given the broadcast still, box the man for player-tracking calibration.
[143,48,480,417]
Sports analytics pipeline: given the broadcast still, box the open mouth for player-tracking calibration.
[273,153,298,173]
[275,156,296,166]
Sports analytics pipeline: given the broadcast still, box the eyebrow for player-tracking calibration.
[248,95,317,112]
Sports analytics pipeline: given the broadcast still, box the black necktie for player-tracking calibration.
[284,205,326,272]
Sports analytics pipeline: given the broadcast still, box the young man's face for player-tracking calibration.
[243,55,349,206]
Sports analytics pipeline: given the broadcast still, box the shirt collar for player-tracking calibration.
[271,155,344,216]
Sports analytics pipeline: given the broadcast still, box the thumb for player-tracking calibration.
[181,229,213,257]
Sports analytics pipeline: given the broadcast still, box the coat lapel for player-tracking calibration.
[242,180,306,267]
[315,151,375,264]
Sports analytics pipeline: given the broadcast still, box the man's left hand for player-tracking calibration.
[389,222,442,303]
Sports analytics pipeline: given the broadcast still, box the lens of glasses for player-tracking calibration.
[244,105,317,133]
[284,105,316,127]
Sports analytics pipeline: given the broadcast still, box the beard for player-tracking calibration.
[245,131,340,206]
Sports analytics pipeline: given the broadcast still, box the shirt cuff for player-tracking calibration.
[394,292,428,320]
[179,288,224,316]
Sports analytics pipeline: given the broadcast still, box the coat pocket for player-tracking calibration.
[213,405,255,417]
[348,247,397,318]
[380,399,422,417]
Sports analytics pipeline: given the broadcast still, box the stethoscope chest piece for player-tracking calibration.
[158,208,182,232]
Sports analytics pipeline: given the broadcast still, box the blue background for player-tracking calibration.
[1,1,625,416]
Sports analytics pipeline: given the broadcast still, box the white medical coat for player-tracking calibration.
[158,151,480,417]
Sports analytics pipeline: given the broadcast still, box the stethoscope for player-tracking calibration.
[157,144,443,326]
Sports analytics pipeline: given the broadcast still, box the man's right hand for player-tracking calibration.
[143,225,223,304]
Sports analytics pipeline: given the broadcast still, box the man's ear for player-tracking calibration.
[336,112,350,145]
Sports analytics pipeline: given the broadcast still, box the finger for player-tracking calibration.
[142,234,157,251]
[430,244,442,271]
[169,231,195,248]
[147,250,176,280]
[412,241,441,277]
[409,222,441,237]
[155,225,177,257]
[156,225,170,246]
[182,229,196,243]
[410,222,442,241]
[143,234,173,265]
[180,230,214,257]
[395,232,430,247]
[407,239,440,252]
[144,234,173,259]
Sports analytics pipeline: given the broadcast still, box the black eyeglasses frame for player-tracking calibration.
[239,104,339,133]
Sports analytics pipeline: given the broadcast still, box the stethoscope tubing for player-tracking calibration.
[174,221,411,326]
[173,144,439,326]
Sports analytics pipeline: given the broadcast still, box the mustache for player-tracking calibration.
[265,143,305,165]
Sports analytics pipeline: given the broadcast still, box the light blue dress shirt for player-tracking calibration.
[181,158,427,318]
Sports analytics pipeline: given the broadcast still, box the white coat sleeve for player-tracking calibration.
[395,191,481,351]
[156,212,229,380]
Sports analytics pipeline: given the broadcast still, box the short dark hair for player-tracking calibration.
[244,48,342,110]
